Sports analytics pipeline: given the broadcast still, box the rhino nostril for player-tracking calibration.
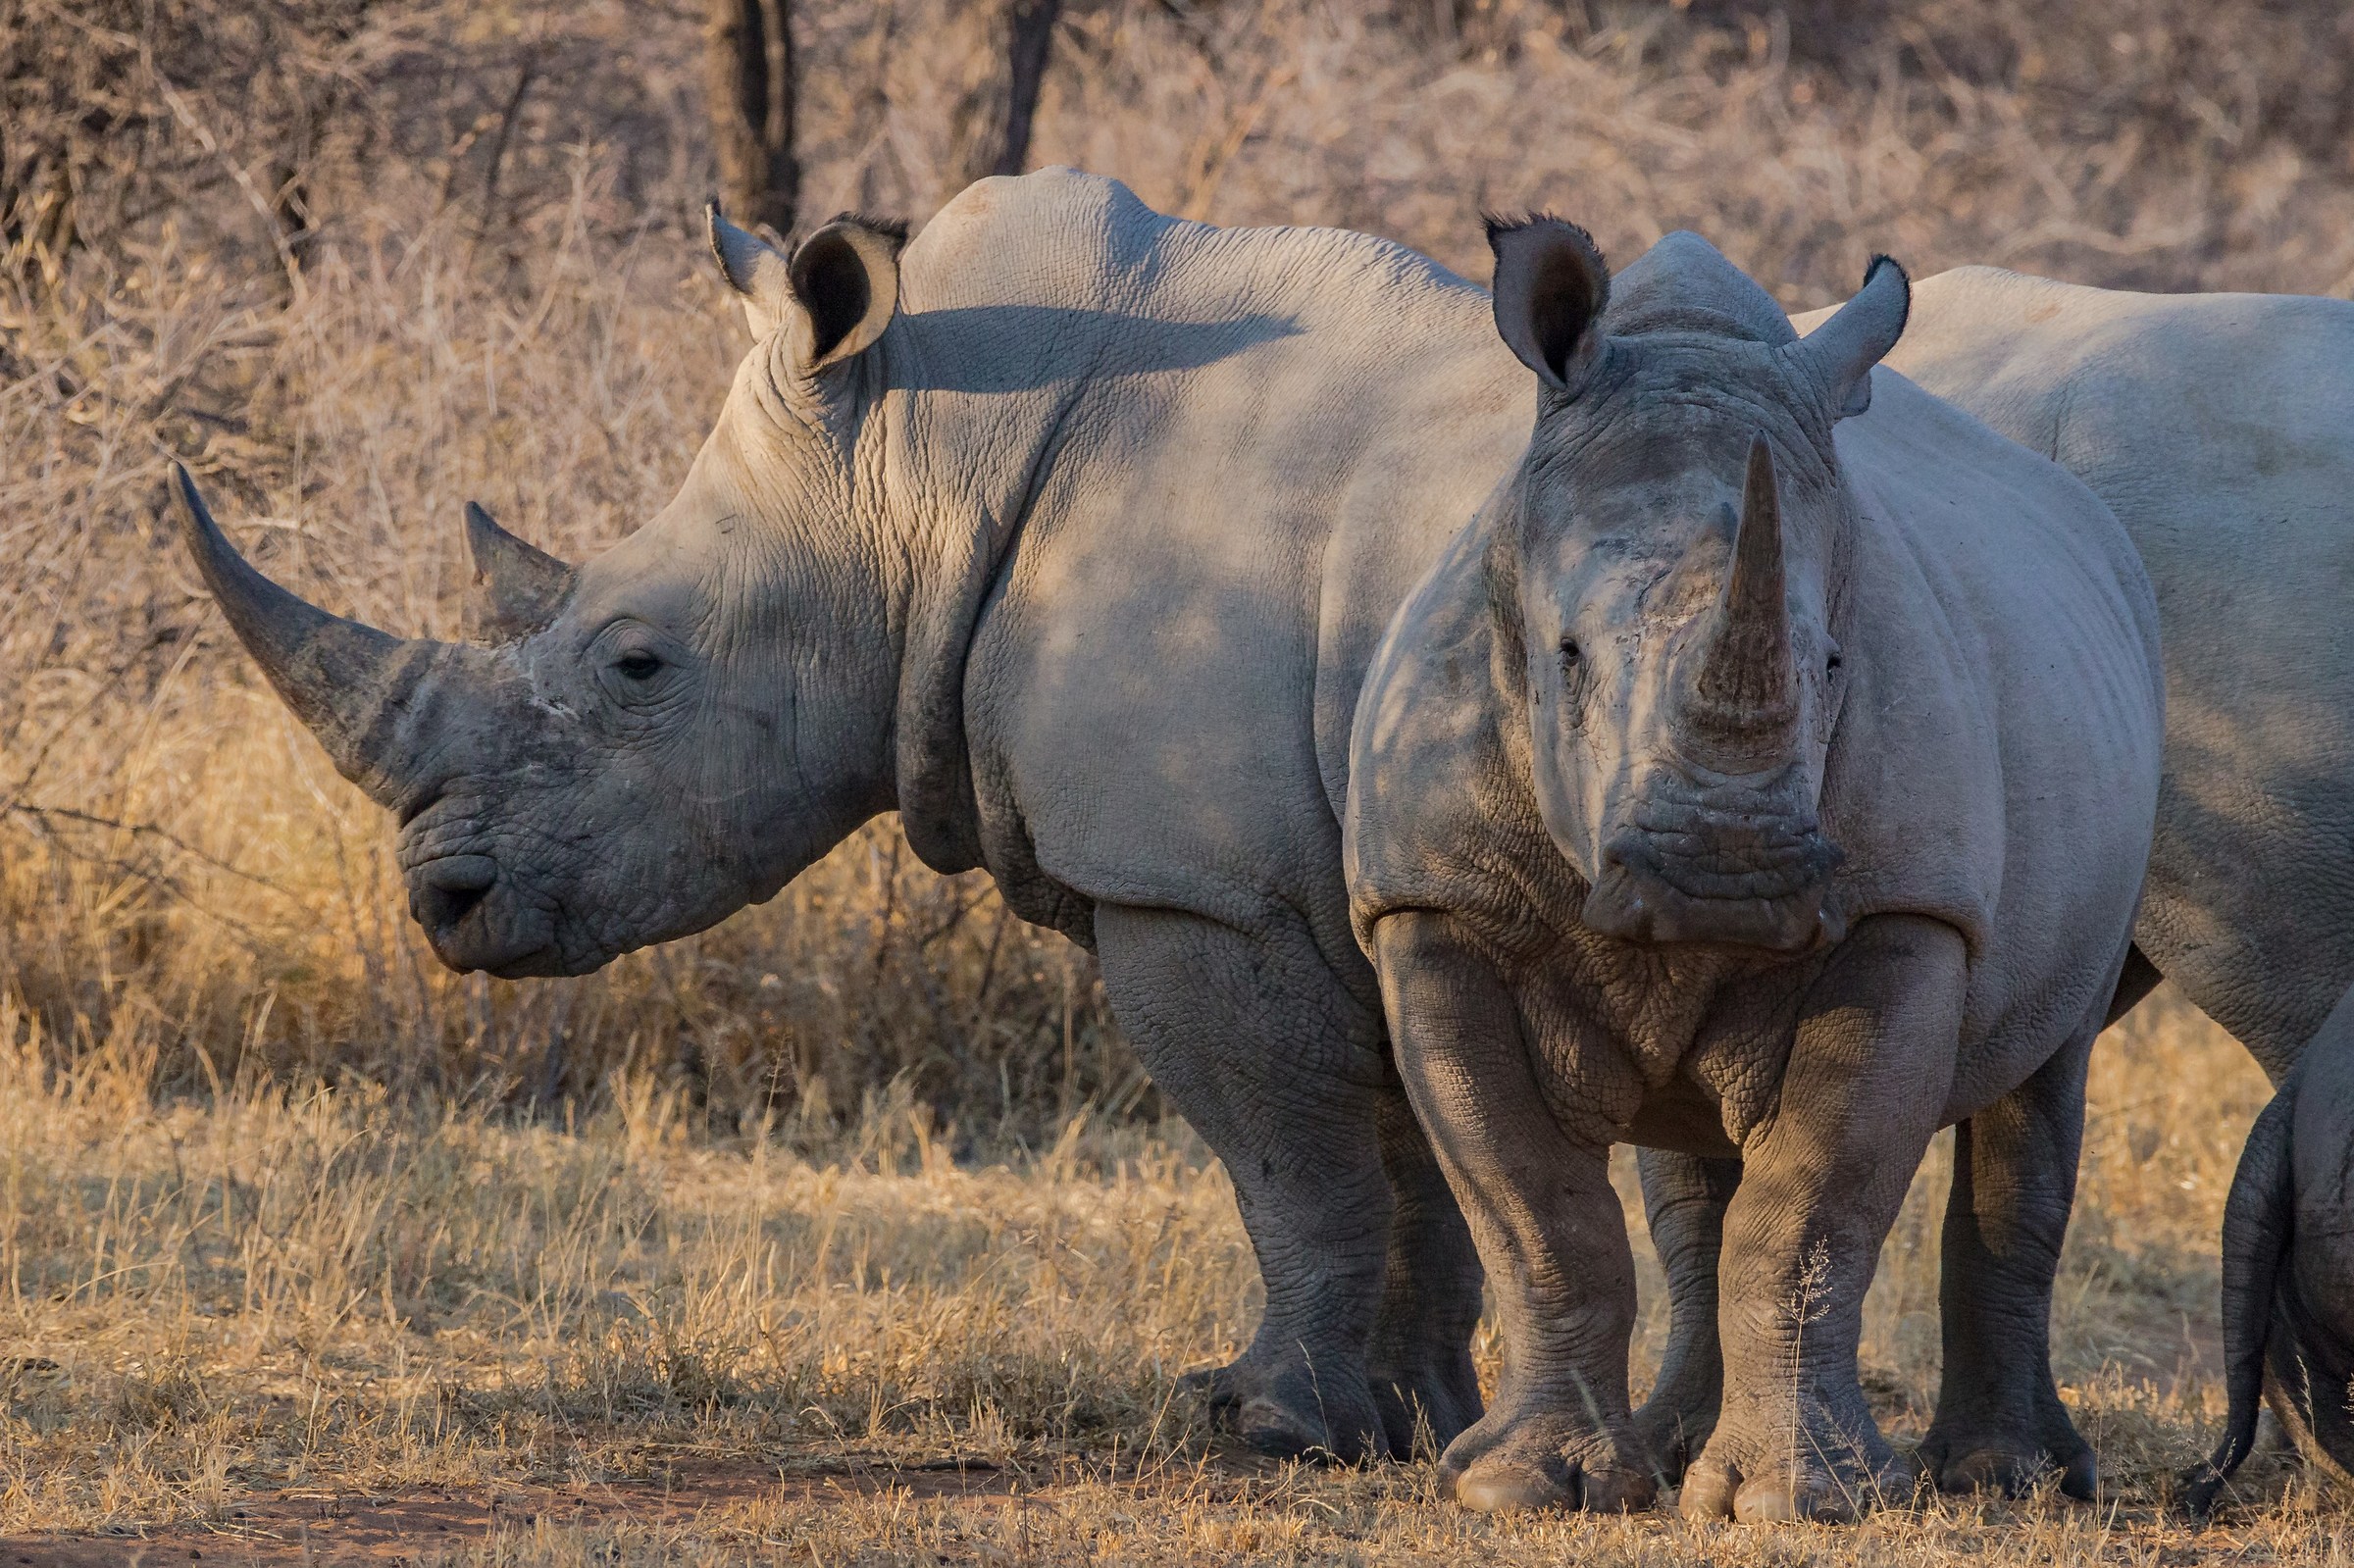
[413,855,497,933]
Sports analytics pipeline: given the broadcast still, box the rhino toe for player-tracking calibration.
[1452,1457,1574,1513]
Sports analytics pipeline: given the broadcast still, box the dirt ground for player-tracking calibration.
[4,1448,2342,1568]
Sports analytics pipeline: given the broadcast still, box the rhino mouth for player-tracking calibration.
[1580,808,1845,952]
[401,851,566,977]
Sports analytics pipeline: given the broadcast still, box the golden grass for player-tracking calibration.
[8,0,2354,1557]
[0,986,2322,1563]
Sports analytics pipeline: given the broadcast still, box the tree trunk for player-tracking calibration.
[947,0,1062,191]
[993,0,1060,177]
[706,0,798,237]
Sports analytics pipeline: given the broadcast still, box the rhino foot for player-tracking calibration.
[1676,1404,1918,1523]
[1437,1405,1658,1514]
[1182,1350,1386,1462]
[1630,1380,1718,1486]
[1917,1406,2095,1499]
[1367,1347,1483,1459]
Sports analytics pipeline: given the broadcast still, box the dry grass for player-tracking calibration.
[7,0,2354,1559]
[0,987,2323,1563]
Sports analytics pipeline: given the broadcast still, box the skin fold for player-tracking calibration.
[1641,272,2354,1511]
[1344,221,2164,1520]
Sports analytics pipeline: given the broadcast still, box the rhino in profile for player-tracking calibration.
[1635,269,2354,1511]
[175,169,1541,1462]
[1344,221,2164,1519]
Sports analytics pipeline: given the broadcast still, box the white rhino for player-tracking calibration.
[1635,269,2354,1510]
[1344,222,2165,1519]
[176,169,1537,1461]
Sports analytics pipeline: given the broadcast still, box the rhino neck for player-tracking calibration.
[875,323,1100,879]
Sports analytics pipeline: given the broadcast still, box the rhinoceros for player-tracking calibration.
[1343,221,2165,1520]
[174,169,1541,1461]
[1632,268,2354,1510]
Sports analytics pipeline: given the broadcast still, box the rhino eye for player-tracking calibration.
[613,651,663,682]
[1559,637,1581,668]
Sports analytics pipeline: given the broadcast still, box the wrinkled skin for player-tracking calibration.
[1345,224,2163,1520]
[1638,270,2354,1511]
[177,170,1554,1463]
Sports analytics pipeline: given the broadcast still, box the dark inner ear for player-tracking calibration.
[1529,246,1603,384]
[789,230,872,363]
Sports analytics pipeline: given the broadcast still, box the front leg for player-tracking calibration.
[1681,914,1961,1522]
[1373,910,1656,1513]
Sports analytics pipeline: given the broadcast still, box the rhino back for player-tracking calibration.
[1883,268,2354,1073]
[916,172,1523,966]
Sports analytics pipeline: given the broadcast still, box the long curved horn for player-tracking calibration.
[2180,1083,2298,1516]
[174,465,435,803]
[1688,436,1799,754]
[464,501,573,638]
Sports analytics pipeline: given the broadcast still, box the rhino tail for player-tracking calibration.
[2178,1081,2297,1518]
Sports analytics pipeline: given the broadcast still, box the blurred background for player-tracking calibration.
[5,0,2339,1138]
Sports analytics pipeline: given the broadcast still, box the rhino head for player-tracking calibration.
[1483,219,1909,953]
[2186,987,2354,1512]
[176,208,911,977]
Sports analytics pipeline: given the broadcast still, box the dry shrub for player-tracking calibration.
[3,0,2340,1138]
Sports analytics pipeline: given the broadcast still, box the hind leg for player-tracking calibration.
[1365,1083,1486,1456]
[1094,902,1396,1460]
[1915,1012,2100,1498]
[1632,1149,1740,1481]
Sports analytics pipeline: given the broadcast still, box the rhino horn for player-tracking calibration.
[2180,1083,2297,1515]
[174,465,436,805]
[464,501,574,637]
[1689,436,1800,750]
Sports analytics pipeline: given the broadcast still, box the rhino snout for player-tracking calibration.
[1581,819,1844,952]
[401,851,565,976]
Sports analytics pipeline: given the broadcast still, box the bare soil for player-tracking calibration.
[0,1453,1033,1566]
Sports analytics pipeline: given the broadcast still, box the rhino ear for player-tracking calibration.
[1791,255,1910,420]
[1486,214,1611,396]
[707,202,798,340]
[706,203,907,372]
[787,214,907,370]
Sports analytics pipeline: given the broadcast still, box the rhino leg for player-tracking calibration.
[1631,1149,1740,1481]
[1366,1084,1487,1455]
[1372,910,1657,1513]
[1680,914,1960,1523]
[1916,1009,2100,1499]
[1093,902,1396,1462]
